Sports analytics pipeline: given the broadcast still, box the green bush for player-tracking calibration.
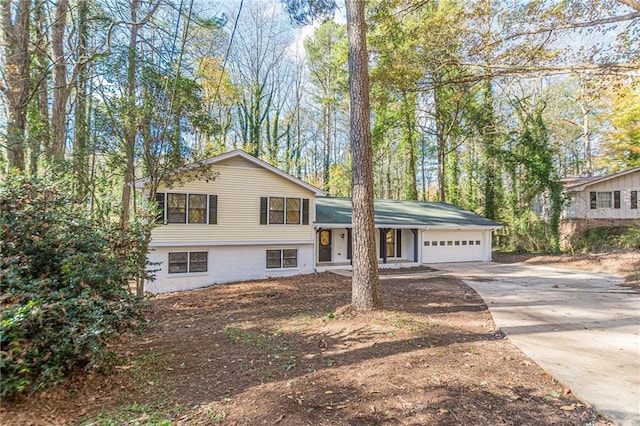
[571,224,640,253]
[0,172,144,396]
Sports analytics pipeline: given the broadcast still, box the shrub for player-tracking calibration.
[0,172,144,396]
[570,224,640,253]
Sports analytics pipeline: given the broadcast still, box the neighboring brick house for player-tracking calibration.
[559,167,640,247]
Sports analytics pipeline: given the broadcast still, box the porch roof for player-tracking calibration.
[315,197,502,228]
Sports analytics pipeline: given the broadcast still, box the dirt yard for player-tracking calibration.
[2,266,617,426]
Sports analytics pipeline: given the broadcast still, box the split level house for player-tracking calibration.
[558,167,640,246]
[135,150,502,294]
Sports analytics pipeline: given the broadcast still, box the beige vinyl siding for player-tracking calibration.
[150,161,316,244]
[572,171,640,219]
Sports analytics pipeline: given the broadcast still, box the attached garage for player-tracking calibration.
[422,229,490,263]
[315,198,501,268]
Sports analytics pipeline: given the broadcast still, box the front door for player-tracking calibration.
[319,230,332,262]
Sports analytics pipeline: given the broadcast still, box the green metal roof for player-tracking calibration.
[315,197,501,228]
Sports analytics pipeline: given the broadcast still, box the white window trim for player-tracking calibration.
[266,196,303,225]
[157,192,216,224]
[167,251,209,274]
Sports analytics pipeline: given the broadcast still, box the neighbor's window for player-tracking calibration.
[167,193,187,223]
[269,197,285,224]
[596,192,612,208]
[266,249,298,269]
[168,251,208,274]
[188,194,207,224]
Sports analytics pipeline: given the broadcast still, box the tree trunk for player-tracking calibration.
[32,0,50,174]
[51,0,70,161]
[74,0,90,190]
[346,0,382,312]
[121,0,140,228]
[2,0,31,171]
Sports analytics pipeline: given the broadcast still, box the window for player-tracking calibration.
[386,230,395,257]
[590,191,621,209]
[260,197,309,225]
[155,192,166,222]
[188,194,207,224]
[455,241,460,246]
[159,193,217,224]
[447,241,453,246]
[286,198,301,224]
[168,252,188,273]
[469,240,474,245]
[168,251,208,274]
[424,241,430,246]
[596,192,612,208]
[476,240,481,245]
[269,197,285,224]
[167,194,187,223]
[439,241,445,246]
[266,249,298,269]
[632,191,638,209]
[462,240,467,246]
[432,241,437,246]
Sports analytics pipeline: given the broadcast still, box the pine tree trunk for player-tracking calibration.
[346,0,382,312]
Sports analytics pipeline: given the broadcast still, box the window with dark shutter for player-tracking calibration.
[208,195,218,224]
[590,192,597,209]
[188,194,207,223]
[302,199,309,225]
[632,191,638,209]
[260,197,268,224]
[167,193,187,223]
[155,192,165,223]
[396,230,402,258]
[614,191,621,209]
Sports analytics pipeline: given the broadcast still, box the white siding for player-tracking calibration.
[572,171,640,219]
[150,158,316,245]
[146,243,314,293]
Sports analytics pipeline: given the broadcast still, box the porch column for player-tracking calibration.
[411,229,418,262]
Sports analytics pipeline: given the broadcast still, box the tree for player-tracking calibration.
[346,0,382,311]
[1,0,31,170]
[282,0,382,311]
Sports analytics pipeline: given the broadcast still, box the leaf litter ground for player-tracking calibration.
[2,269,616,425]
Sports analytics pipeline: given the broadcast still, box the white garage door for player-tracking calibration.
[422,231,485,263]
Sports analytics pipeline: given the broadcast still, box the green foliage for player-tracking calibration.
[0,172,144,396]
[495,212,559,253]
[570,224,640,253]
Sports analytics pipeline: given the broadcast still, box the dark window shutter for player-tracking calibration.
[208,195,217,224]
[260,197,268,224]
[614,191,621,209]
[302,198,309,225]
[632,191,638,209]
[590,192,597,209]
[155,192,165,223]
[379,229,385,258]
[347,228,352,260]
[396,230,402,258]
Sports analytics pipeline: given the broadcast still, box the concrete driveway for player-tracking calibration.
[432,262,640,426]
